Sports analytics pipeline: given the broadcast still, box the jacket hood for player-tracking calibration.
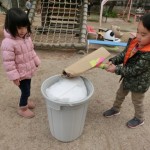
[124,38,150,64]
[4,29,13,39]
[4,29,29,40]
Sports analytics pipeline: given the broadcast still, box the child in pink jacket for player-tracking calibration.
[1,8,41,118]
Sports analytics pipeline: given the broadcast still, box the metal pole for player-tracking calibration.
[9,0,12,8]
[17,0,19,8]
[127,0,132,22]
[99,0,108,27]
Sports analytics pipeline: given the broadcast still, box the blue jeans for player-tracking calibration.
[19,79,31,107]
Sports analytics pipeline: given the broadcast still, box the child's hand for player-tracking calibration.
[106,64,116,73]
[13,79,20,86]
[106,61,113,68]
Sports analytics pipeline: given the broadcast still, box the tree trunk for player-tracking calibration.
[11,0,26,9]
[108,1,117,13]
[11,0,18,7]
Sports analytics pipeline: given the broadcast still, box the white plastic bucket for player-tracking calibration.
[41,75,94,142]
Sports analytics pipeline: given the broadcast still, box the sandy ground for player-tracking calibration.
[0,14,150,150]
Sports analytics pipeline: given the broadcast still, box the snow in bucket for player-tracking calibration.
[45,76,87,103]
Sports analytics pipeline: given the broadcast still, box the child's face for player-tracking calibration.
[136,21,150,48]
[17,27,28,38]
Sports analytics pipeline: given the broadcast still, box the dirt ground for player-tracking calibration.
[0,13,150,150]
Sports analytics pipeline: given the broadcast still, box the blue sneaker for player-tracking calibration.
[103,108,120,117]
[127,117,144,128]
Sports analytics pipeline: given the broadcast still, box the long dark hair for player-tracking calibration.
[4,8,31,37]
[140,13,150,31]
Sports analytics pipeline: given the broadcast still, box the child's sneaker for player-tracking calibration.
[28,100,36,109]
[103,107,120,117]
[126,117,144,128]
[18,106,35,118]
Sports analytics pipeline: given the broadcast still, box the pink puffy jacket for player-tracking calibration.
[1,30,41,81]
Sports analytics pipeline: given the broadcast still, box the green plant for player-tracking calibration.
[103,9,117,18]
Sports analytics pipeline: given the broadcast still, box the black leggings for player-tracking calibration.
[26,9,30,16]
[19,79,31,107]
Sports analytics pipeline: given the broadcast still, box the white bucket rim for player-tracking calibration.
[41,75,94,106]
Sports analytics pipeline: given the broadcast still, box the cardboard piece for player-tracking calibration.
[63,47,111,77]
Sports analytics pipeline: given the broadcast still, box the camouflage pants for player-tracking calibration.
[113,82,145,121]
